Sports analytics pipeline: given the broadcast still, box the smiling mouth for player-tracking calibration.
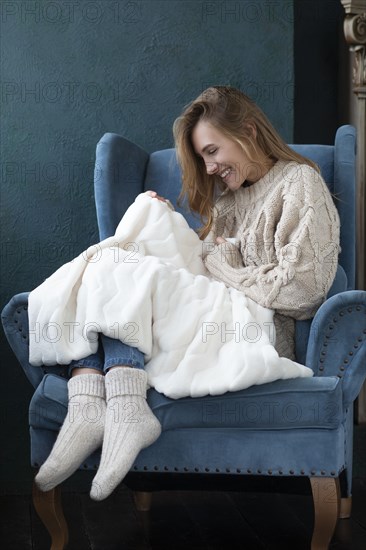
[219,168,231,179]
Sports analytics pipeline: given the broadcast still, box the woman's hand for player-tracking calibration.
[145,190,167,202]
[217,236,241,247]
[145,190,175,211]
[216,237,226,244]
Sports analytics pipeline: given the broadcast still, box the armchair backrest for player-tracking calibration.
[95,125,356,292]
[290,126,356,291]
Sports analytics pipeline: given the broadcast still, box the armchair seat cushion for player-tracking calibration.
[30,373,343,433]
[150,377,343,430]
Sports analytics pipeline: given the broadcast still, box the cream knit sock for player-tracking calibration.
[90,367,161,501]
[35,373,106,492]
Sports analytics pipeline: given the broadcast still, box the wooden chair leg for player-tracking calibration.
[310,477,340,550]
[339,496,352,519]
[32,479,69,550]
[133,491,152,512]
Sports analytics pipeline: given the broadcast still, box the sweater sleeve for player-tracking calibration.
[204,166,340,320]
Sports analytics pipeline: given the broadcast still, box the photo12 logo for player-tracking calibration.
[201,1,294,24]
[0,2,143,25]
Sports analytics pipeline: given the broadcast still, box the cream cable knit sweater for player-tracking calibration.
[203,160,340,360]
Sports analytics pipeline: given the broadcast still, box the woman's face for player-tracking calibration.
[191,120,269,191]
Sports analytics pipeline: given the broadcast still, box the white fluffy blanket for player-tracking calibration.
[28,193,312,398]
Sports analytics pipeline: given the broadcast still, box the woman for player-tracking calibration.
[35,86,340,501]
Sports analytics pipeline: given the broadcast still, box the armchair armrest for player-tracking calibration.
[306,290,366,407]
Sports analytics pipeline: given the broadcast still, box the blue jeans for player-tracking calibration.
[68,335,144,376]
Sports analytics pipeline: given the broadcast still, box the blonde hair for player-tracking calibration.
[173,86,319,239]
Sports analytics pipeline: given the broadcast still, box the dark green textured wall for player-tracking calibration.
[0,0,295,492]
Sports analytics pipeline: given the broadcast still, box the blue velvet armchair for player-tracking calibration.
[2,125,366,550]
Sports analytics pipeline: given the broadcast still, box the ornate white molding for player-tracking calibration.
[341,0,366,422]
[341,0,366,14]
[341,0,366,91]
[351,44,366,93]
[344,12,366,44]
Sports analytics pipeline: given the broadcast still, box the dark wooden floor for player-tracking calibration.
[1,477,366,549]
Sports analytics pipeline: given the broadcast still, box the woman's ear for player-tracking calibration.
[244,121,257,139]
